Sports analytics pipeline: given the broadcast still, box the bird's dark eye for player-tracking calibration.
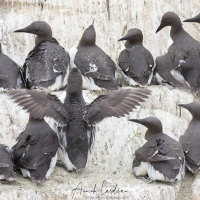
[34,30,38,32]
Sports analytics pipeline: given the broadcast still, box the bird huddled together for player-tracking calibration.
[0,11,200,186]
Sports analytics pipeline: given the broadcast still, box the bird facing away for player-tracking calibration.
[0,144,16,181]
[183,13,200,23]
[9,68,151,172]
[14,21,70,91]
[130,117,185,182]
[155,12,200,92]
[178,102,200,173]
[118,28,154,86]
[69,21,119,91]
[12,118,59,183]
[0,42,24,91]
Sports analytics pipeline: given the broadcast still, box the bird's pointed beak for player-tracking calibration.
[178,104,188,109]
[92,19,95,26]
[129,118,143,124]
[14,28,29,33]
[118,32,130,41]
[118,36,126,41]
[156,23,165,33]
[183,17,197,23]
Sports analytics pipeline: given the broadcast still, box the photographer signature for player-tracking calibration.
[71,180,128,199]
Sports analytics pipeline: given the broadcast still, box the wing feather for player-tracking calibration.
[85,88,151,124]
[9,89,68,123]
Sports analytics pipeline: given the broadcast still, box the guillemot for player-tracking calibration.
[130,117,185,182]
[9,68,151,172]
[118,28,154,86]
[179,102,200,173]
[0,42,24,91]
[155,12,200,93]
[14,21,69,91]
[69,21,119,91]
[12,118,58,183]
[0,144,16,182]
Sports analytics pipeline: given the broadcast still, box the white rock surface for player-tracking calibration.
[0,0,199,66]
[0,86,196,200]
[191,169,200,200]
[0,0,199,199]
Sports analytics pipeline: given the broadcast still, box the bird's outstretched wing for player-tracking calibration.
[9,89,69,123]
[85,88,151,124]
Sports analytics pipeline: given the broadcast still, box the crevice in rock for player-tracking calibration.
[106,0,110,20]
[175,171,194,200]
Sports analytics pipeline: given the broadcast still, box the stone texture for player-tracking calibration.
[191,173,200,200]
[0,0,199,199]
[0,0,199,67]
[0,86,196,200]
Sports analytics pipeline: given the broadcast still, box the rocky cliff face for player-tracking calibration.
[0,1,200,200]
[0,86,198,200]
[0,0,200,66]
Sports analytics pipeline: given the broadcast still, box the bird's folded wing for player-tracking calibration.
[147,153,175,162]
[85,88,151,124]
[9,89,69,123]
[155,45,189,89]
[144,48,154,67]
[86,71,115,80]
[118,49,130,73]
[42,133,58,155]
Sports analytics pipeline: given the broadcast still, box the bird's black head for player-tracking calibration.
[130,116,163,141]
[156,12,182,33]
[79,21,96,47]
[14,21,52,45]
[178,102,200,119]
[118,28,143,46]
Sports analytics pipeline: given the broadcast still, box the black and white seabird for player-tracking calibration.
[14,21,70,91]
[12,118,59,183]
[179,102,200,173]
[69,22,119,91]
[0,144,16,181]
[0,42,24,91]
[9,68,151,172]
[130,117,185,182]
[118,28,154,86]
[155,12,200,92]
[183,13,200,23]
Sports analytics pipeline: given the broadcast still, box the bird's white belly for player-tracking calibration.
[133,161,148,176]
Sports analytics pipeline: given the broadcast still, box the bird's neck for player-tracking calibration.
[125,41,142,48]
[145,129,162,141]
[66,86,83,102]
[35,35,52,45]
[170,24,184,41]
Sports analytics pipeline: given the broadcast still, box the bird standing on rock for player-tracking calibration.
[0,144,16,182]
[14,21,70,91]
[179,102,200,174]
[9,68,151,172]
[0,42,24,91]
[118,28,154,86]
[155,12,200,93]
[12,117,59,183]
[69,21,119,91]
[130,117,185,182]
